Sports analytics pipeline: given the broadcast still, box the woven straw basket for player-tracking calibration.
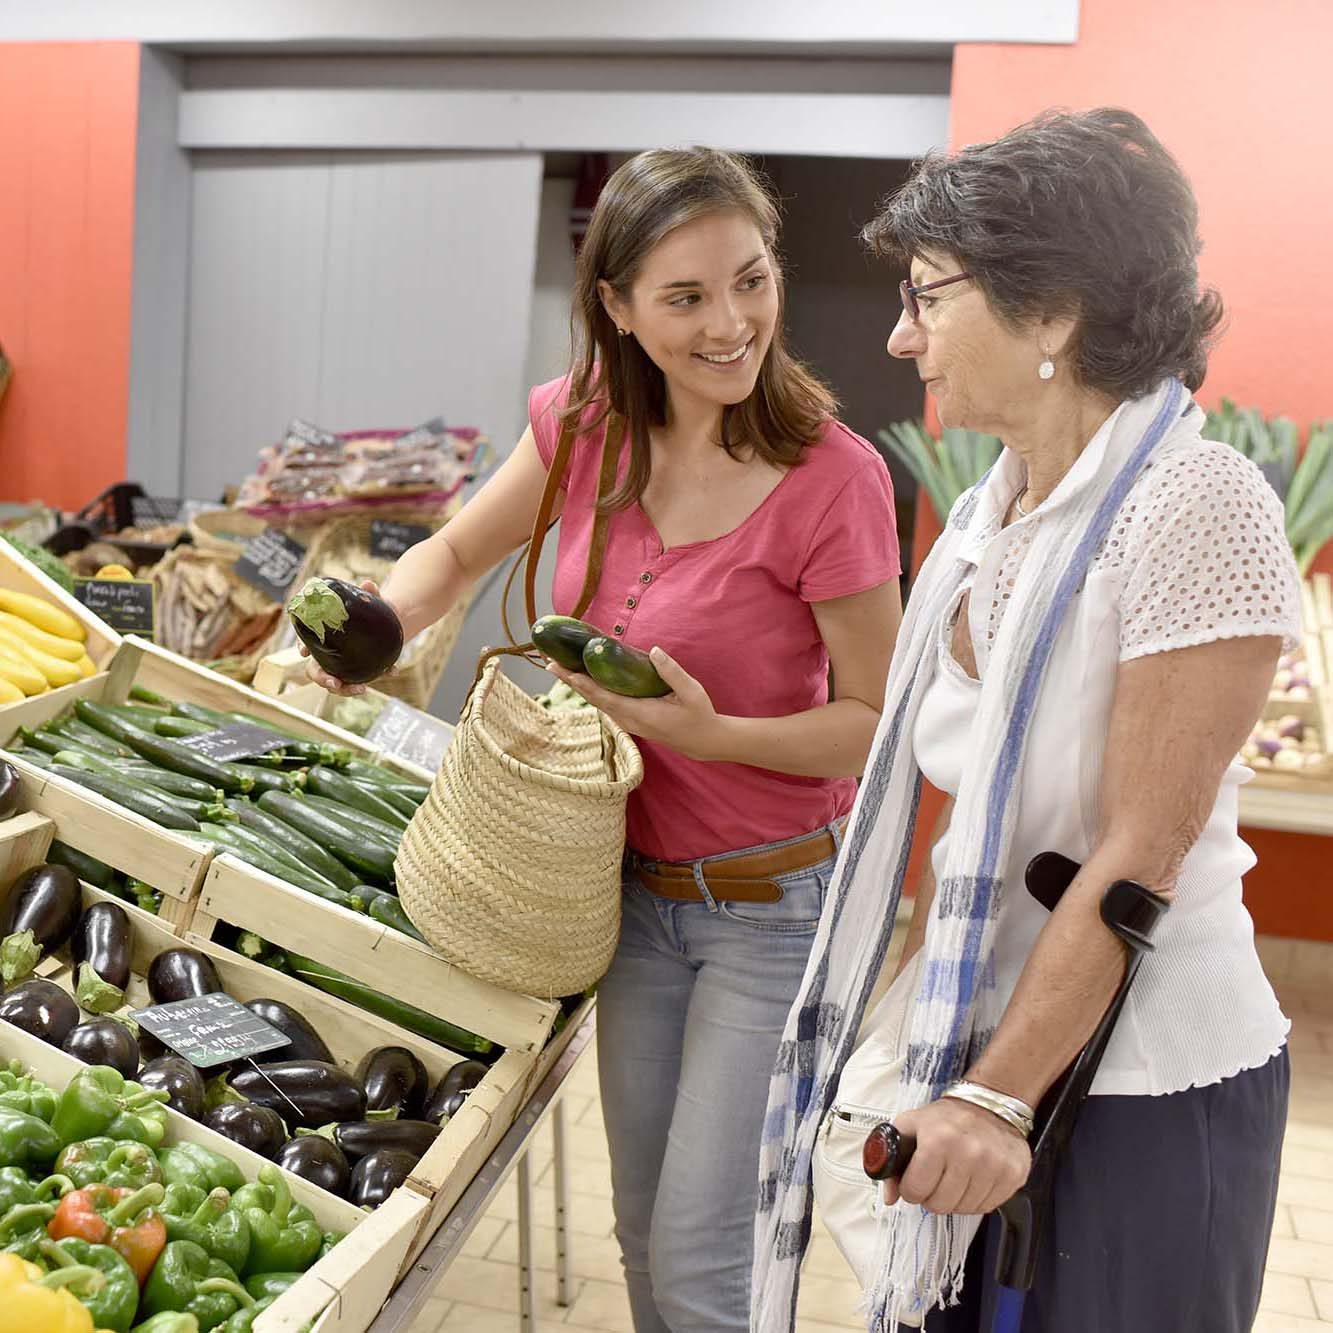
[395,657,644,997]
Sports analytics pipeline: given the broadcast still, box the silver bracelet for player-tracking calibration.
[942,1081,1036,1138]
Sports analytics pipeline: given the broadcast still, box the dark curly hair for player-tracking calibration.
[862,107,1223,397]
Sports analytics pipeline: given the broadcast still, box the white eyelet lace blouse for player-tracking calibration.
[912,432,1302,1095]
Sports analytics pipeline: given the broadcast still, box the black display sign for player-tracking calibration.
[74,577,156,637]
[181,721,291,763]
[369,520,432,562]
[129,495,183,527]
[234,528,307,602]
[131,992,288,1068]
[366,697,452,773]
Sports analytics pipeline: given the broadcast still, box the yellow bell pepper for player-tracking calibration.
[0,589,85,642]
[92,565,133,581]
[0,1251,102,1333]
[0,612,85,661]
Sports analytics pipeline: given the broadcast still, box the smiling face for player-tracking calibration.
[601,210,780,422]
[886,253,1059,436]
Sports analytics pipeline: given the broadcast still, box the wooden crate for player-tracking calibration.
[0,536,121,670]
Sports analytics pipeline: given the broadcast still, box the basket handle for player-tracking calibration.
[474,408,625,688]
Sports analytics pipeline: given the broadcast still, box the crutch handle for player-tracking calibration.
[862,1122,916,1181]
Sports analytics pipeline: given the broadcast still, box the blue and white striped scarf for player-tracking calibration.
[752,380,1197,1331]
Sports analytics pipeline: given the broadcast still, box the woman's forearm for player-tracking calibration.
[696,699,881,779]
[380,530,476,643]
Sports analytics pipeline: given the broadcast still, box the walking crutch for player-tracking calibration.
[862,851,1170,1333]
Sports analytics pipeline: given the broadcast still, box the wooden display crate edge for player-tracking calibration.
[0,537,122,668]
[192,853,560,1055]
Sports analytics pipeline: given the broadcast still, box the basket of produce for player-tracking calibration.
[0,805,540,1332]
[284,505,470,708]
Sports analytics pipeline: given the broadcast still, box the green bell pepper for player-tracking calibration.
[141,1240,254,1332]
[0,1106,59,1169]
[39,1236,140,1333]
[157,1143,245,1196]
[220,1299,273,1333]
[233,1165,320,1277]
[56,1137,164,1191]
[0,1166,73,1213]
[0,1061,56,1122]
[242,1270,301,1301]
[161,1185,250,1274]
[51,1068,170,1149]
[0,1201,56,1262]
[132,1316,204,1333]
[318,1230,343,1259]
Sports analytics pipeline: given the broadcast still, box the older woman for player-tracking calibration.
[753,108,1299,1333]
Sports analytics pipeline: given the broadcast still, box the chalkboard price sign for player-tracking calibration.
[234,528,308,602]
[181,721,291,763]
[366,697,453,773]
[131,992,289,1068]
[369,520,432,562]
[74,577,156,637]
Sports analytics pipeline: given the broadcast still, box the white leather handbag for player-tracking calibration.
[812,951,926,1328]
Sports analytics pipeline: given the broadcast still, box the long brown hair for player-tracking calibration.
[563,147,837,511]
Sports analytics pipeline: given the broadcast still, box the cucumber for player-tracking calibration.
[75,701,255,793]
[48,841,116,889]
[302,794,403,844]
[49,764,203,831]
[225,799,362,892]
[532,615,601,672]
[285,952,493,1056]
[256,791,397,880]
[154,715,212,739]
[353,781,420,821]
[47,718,137,758]
[198,823,359,907]
[306,766,409,828]
[581,636,670,698]
[366,892,428,943]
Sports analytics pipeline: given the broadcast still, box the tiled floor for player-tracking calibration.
[409,949,1333,1332]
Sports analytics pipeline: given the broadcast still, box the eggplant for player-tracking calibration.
[349,1147,418,1209]
[357,1046,428,1118]
[203,1102,287,1158]
[422,1060,488,1124]
[71,901,133,1013]
[244,998,334,1064]
[324,1119,439,1164]
[0,760,19,820]
[230,1060,366,1129]
[147,948,223,1003]
[0,977,80,1045]
[139,1055,206,1119]
[62,1018,140,1077]
[288,578,404,685]
[274,1135,351,1197]
[0,863,81,984]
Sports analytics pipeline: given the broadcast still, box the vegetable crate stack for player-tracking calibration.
[1241,574,1333,785]
[0,541,120,707]
[0,799,556,1329]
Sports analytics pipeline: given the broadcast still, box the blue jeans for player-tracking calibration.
[597,828,841,1333]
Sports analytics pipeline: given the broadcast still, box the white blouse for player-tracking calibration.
[912,429,1302,1096]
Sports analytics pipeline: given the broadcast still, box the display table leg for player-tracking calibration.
[552,1099,572,1306]
[517,1152,537,1331]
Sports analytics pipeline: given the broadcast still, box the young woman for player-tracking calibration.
[310,147,903,1331]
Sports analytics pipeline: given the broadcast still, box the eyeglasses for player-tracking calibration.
[900,271,972,322]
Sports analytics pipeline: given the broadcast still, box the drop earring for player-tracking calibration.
[1038,349,1055,380]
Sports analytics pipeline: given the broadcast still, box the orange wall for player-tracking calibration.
[0,44,138,511]
[908,0,1333,936]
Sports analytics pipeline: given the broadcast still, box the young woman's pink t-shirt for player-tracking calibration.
[529,376,900,862]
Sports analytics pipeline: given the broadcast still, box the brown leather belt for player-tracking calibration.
[627,819,846,904]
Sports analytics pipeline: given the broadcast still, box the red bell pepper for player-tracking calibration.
[46,1181,167,1285]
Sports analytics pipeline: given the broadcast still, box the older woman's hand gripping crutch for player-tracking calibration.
[861,851,1170,1333]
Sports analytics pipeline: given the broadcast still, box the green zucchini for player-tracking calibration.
[198,822,359,907]
[10,745,56,770]
[366,892,427,943]
[153,715,212,739]
[581,636,670,698]
[21,726,93,759]
[302,794,402,844]
[225,798,362,892]
[48,841,116,889]
[75,701,255,793]
[532,614,601,672]
[129,684,171,706]
[353,781,420,821]
[47,718,137,757]
[49,747,222,803]
[170,700,233,728]
[99,702,171,726]
[306,766,409,828]
[285,952,492,1056]
[341,760,430,800]
[227,762,302,795]
[49,764,203,831]
[256,791,397,880]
